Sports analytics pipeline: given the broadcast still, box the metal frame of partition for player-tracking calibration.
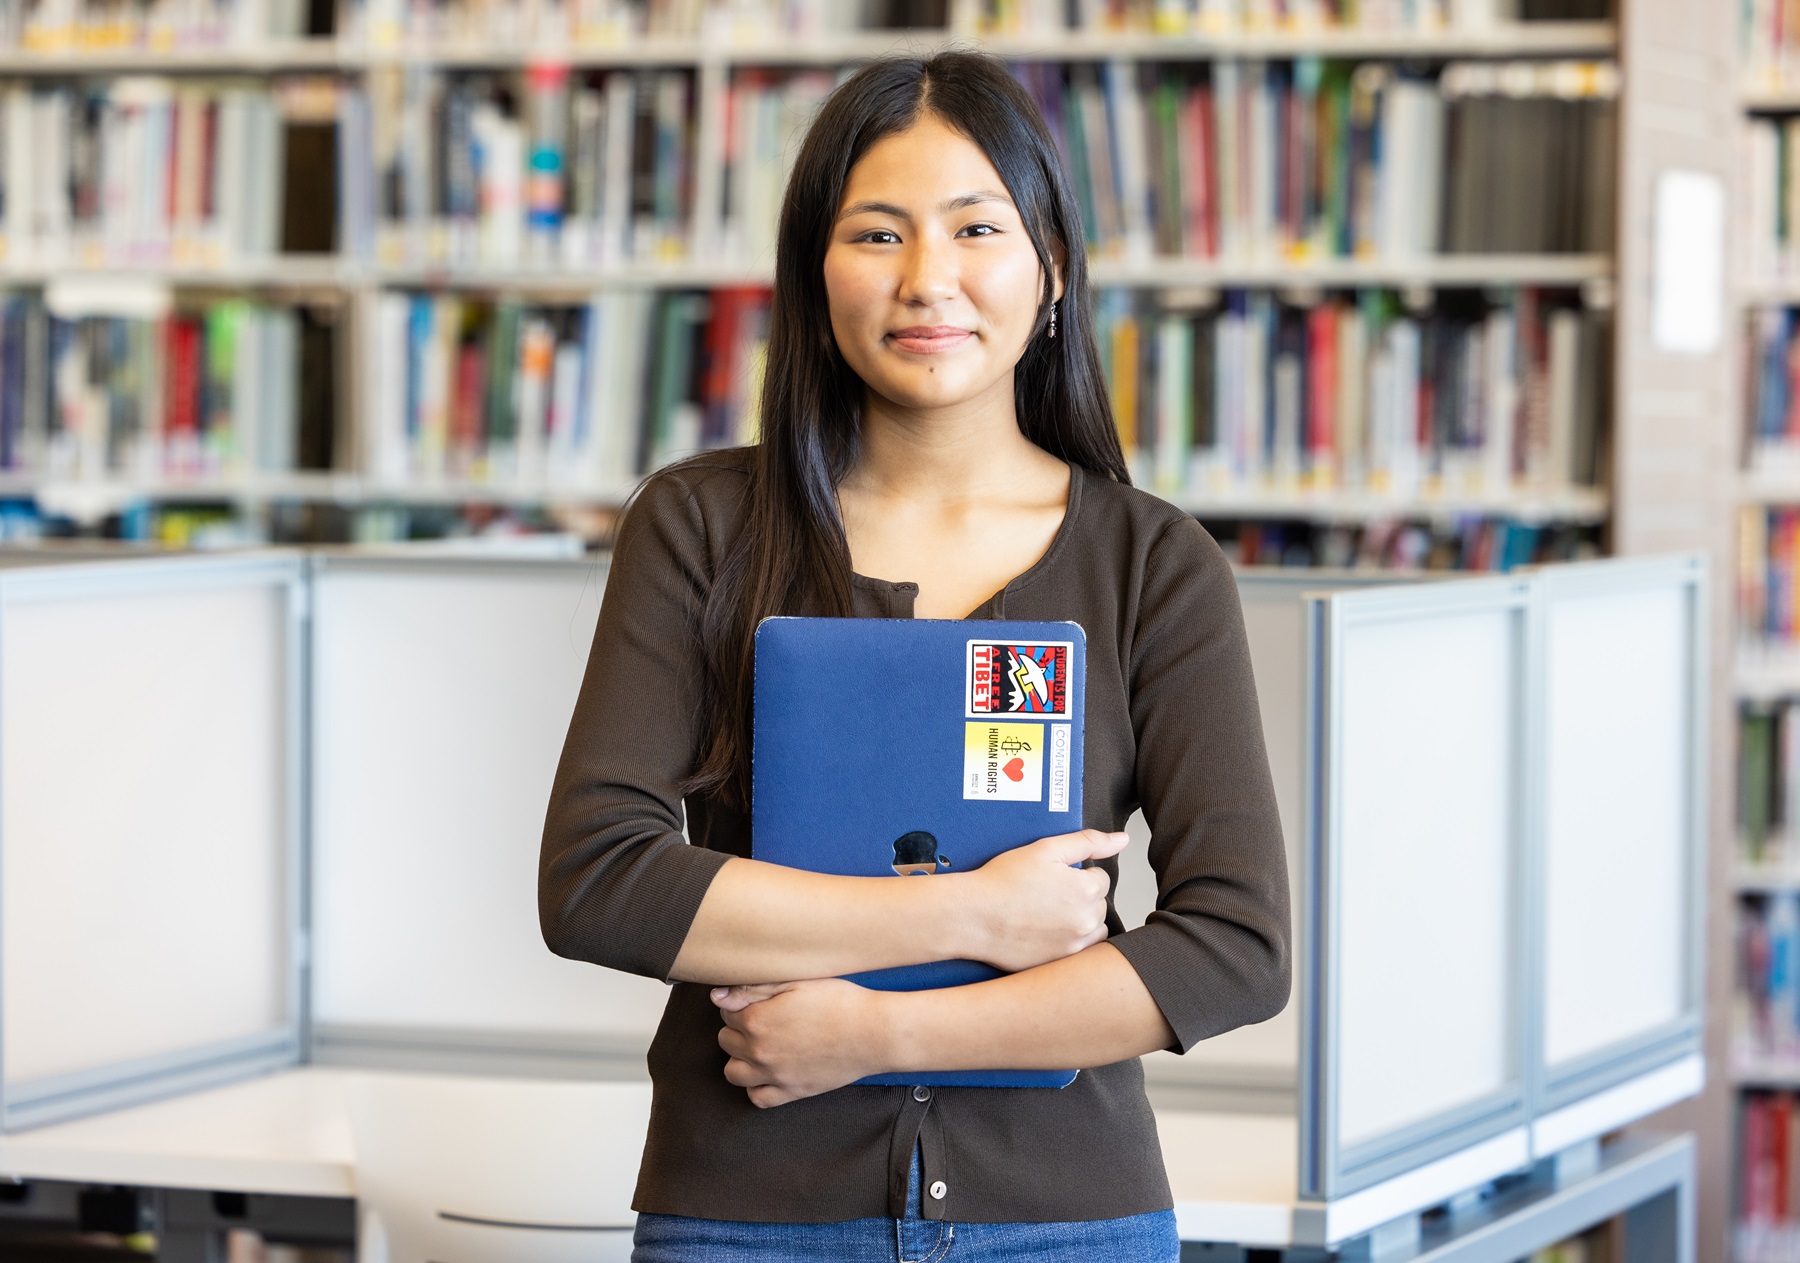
[1524,555,1709,1123]
[0,552,309,1131]
[1299,575,1537,1202]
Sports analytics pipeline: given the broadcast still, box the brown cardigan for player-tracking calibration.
[538,446,1291,1224]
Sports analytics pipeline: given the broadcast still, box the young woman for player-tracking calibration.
[539,49,1290,1263]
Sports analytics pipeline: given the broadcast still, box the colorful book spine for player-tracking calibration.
[345,66,694,269]
[363,287,773,491]
[0,77,324,269]
[1096,286,1608,504]
[1003,59,1614,268]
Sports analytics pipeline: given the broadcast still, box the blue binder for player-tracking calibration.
[751,616,1085,1089]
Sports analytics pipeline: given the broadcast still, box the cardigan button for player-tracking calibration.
[912,1085,932,1102]
[929,1180,947,1200]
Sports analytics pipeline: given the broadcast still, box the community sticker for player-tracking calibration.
[1047,723,1072,812]
[965,641,1072,718]
[963,721,1044,802]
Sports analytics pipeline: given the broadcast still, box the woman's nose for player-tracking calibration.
[898,235,958,306]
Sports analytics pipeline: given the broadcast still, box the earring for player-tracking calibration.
[1048,300,1057,339]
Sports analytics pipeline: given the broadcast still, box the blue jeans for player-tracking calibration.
[630,1145,1180,1262]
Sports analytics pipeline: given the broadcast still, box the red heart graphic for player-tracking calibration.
[1003,757,1025,782]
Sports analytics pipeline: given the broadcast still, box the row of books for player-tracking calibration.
[1740,1090,1800,1263]
[1743,702,1800,868]
[1741,119,1800,287]
[1746,0,1800,92]
[58,55,1612,274]
[349,0,696,43]
[0,77,337,268]
[0,0,1615,54]
[343,67,693,268]
[1740,895,1800,1066]
[0,290,337,480]
[1749,309,1800,474]
[1739,507,1800,650]
[1210,514,1598,570]
[973,60,1615,266]
[1097,286,1608,502]
[364,286,766,487]
[339,0,1607,45]
[366,283,1609,498]
[0,0,327,52]
[928,58,1614,268]
[953,0,1606,37]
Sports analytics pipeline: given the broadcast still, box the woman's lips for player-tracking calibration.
[888,329,973,354]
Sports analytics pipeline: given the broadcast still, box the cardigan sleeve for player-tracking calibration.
[1105,517,1293,1052]
[538,469,734,981]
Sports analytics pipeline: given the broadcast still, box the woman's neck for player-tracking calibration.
[846,379,1060,507]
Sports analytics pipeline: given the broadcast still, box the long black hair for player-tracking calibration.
[688,49,1129,808]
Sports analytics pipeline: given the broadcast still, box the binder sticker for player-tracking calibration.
[964,722,1044,802]
[966,640,1071,718]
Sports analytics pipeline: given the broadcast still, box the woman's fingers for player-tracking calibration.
[723,1056,765,1088]
[710,981,792,1011]
[1037,828,1129,866]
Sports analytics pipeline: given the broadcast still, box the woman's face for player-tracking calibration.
[824,112,1059,417]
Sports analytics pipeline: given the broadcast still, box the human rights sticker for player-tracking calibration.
[963,721,1045,802]
[965,640,1071,719]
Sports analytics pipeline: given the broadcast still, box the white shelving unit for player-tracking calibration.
[0,253,1615,292]
[1733,1055,1800,1088]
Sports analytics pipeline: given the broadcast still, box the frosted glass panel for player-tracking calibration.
[1543,584,1689,1068]
[1126,573,1414,1080]
[2,581,290,1084]
[311,563,671,1039]
[1336,607,1517,1149]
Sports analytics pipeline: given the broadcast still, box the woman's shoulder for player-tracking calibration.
[1074,467,1227,569]
[638,446,756,505]
[619,448,755,538]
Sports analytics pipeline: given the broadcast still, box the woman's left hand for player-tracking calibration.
[711,979,895,1108]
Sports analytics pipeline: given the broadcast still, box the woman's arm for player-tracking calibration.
[541,467,1127,986]
[670,828,1127,984]
[713,944,1172,1107]
[709,515,1292,1102]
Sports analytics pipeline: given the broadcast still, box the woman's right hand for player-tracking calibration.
[962,829,1129,973]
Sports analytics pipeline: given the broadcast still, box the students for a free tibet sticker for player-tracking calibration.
[965,640,1072,718]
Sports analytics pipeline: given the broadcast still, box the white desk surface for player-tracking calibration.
[0,1067,1300,1240]
[0,1068,357,1198]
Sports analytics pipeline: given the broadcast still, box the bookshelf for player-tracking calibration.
[1729,5,1800,1260]
[0,3,1626,549]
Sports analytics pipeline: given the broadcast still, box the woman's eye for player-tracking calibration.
[857,230,899,244]
[960,224,998,237]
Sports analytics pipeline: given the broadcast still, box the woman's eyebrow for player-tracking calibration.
[836,191,1015,222]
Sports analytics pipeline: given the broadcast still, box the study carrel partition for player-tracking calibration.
[1528,555,1707,1148]
[306,551,670,1076]
[1125,568,1414,1110]
[0,551,306,1131]
[1297,553,1707,1215]
[1299,572,1533,1204]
